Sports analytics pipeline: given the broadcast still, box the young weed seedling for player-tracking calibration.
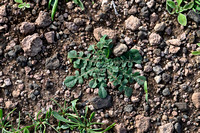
[144,81,148,103]
[64,35,146,98]
[193,0,200,12]
[0,108,16,132]
[192,43,200,55]
[166,0,194,26]
[48,0,84,20]
[52,99,115,132]
[14,0,30,10]
[29,109,59,133]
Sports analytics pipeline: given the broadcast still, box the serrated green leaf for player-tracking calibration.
[79,51,84,57]
[124,87,133,97]
[64,76,77,88]
[88,45,95,51]
[118,85,124,92]
[78,77,83,84]
[178,13,187,26]
[122,79,128,85]
[68,50,78,59]
[135,76,146,85]
[98,83,107,98]
[112,66,119,72]
[89,79,97,88]
[197,43,200,47]
[75,70,79,76]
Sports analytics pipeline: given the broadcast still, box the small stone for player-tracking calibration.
[169,46,180,54]
[17,56,27,67]
[154,75,161,84]
[113,43,128,56]
[153,65,163,74]
[0,5,7,16]
[159,123,174,133]
[138,31,147,40]
[162,73,170,83]
[5,101,13,109]
[44,31,55,44]
[45,54,60,70]
[124,37,133,45]
[4,78,12,86]
[149,33,162,45]
[162,88,170,96]
[85,25,93,32]
[144,65,152,72]
[35,11,52,28]
[93,27,116,42]
[175,102,188,111]
[131,96,140,103]
[154,22,165,32]
[20,22,35,35]
[12,89,20,98]
[74,18,85,26]
[146,0,155,8]
[114,124,127,133]
[135,115,150,133]
[21,33,43,56]
[187,10,200,23]
[140,7,149,18]
[166,39,181,46]
[64,22,78,33]
[124,104,133,113]
[90,95,112,110]
[125,15,141,31]
[150,12,158,23]
[174,122,182,133]
[192,92,200,108]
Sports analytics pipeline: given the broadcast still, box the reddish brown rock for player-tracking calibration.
[35,11,51,28]
[93,27,116,42]
[20,22,35,35]
[135,115,150,133]
[192,92,200,108]
[21,33,43,56]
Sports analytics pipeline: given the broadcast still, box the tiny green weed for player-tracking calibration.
[64,35,146,98]
[48,0,84,20]
[14,0,30,10]
[144,81,148,103]
[52,99,115,132]
[192,43,200,55]
[28,109,59,133]
[166,0,194,26]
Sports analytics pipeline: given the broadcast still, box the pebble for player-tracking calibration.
[124,104,133,113]
[162,88,170,96]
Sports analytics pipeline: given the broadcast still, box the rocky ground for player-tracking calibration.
[1,0,200,132]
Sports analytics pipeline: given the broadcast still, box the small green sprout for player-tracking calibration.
[166,0,194,26]
[192,43,200,55]
[14,0,30,10]
[52,99,115,132]
[144,81,148,103]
